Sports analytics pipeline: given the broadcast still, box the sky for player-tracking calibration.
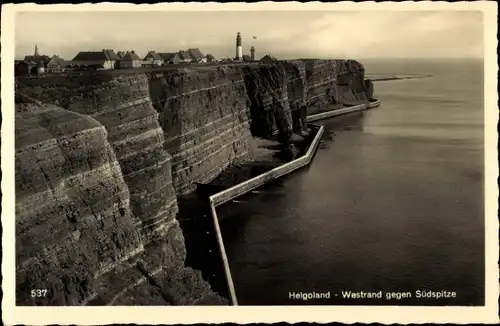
[15,10,484,60]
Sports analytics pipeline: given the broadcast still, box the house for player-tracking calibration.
[178,50,192,63]
[143,51,164,67]
[242,54,252,62]
[15,60,37,76]
[46,55,67,73]
[24,54,50,68]
[206,54,216,63]
[159,52,181,65]
[187,48,206,63]
[116,51,127,59]
[71,49,120,69]
[118,51,142,69]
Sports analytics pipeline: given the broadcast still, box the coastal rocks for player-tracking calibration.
[16,74,179,244]
[337,59,369,103]
[15,94,228,306]
[282,60,308,136]
[303,59,372,114]
[304,59,341,115]
[282,144,299,161]
[87,221,228,306]
[242,59,371,142]
[15,97,143,305]
[364,79,374,99]
[14,58,375,306]
[243,63,294,141]
[147,67,254,195]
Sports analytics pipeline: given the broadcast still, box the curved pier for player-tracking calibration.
[367,98,381,108]
[208,124,325,305]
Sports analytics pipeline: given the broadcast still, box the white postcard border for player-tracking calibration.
[2,2,498,325]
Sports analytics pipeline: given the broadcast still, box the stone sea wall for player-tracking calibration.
[15,59,373,305]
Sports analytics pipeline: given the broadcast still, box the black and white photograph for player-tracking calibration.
[2,1,498,324]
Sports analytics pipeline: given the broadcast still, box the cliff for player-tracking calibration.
[15,59,374,305]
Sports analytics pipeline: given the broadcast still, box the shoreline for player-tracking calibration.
[180,100,376,303]
[178,126,322,302]
[14,58,377,306]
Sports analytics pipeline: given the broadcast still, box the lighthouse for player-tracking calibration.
[250,46,255,61]
[236,32,243,61]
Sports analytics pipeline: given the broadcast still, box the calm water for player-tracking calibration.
[217,59,485,306]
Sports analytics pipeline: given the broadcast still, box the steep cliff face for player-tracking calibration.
[147,67,254,195]
[15,73,231,305]
[15,96,143,305]
[243,63,294,140]
[304,59,372,115]
[16,74,179,243]
[15,59,374,305]
[243,59,371,140]
[283,60,309,136]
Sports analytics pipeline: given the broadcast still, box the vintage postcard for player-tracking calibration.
[1,1,498,324]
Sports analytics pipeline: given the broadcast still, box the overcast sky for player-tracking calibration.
[15,10,483,60]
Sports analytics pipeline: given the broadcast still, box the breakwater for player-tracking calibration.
[368,74,433,82]
[15,59,375,305]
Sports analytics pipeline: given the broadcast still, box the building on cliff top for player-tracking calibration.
[187,48,206,63]
[158,52,181,65]
[116,51,127,59]
[46,55,68,73]
[71,49,120,69]
[15,60,37,76]
[23,44,50,68]
[118,51,142,69]
[143,51,164,67]
[178,50,192,63]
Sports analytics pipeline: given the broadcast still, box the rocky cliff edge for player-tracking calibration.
[15,59,373,305]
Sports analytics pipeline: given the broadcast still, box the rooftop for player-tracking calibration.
[121,51,142,61]
[144,51,163,61]
[159,52,179,61]
[178,50,192,60]
[72,49,120,62]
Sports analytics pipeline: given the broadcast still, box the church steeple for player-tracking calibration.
[34,44,40,57]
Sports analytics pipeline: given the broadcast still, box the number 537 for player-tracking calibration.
[31,289,48,297]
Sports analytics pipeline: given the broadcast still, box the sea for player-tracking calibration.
[216,58,485,306]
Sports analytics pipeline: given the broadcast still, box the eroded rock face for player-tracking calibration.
[16,74,179,242]
[15,59,374,306]
[243,63,294,140]
[243,59,371,141]
[15,97,143,305]
[283,60,309,137]
[364,79,374,99]
[147,67,254,195]
[15,85,228,306]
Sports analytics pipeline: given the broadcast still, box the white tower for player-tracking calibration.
[236,32,243,60]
